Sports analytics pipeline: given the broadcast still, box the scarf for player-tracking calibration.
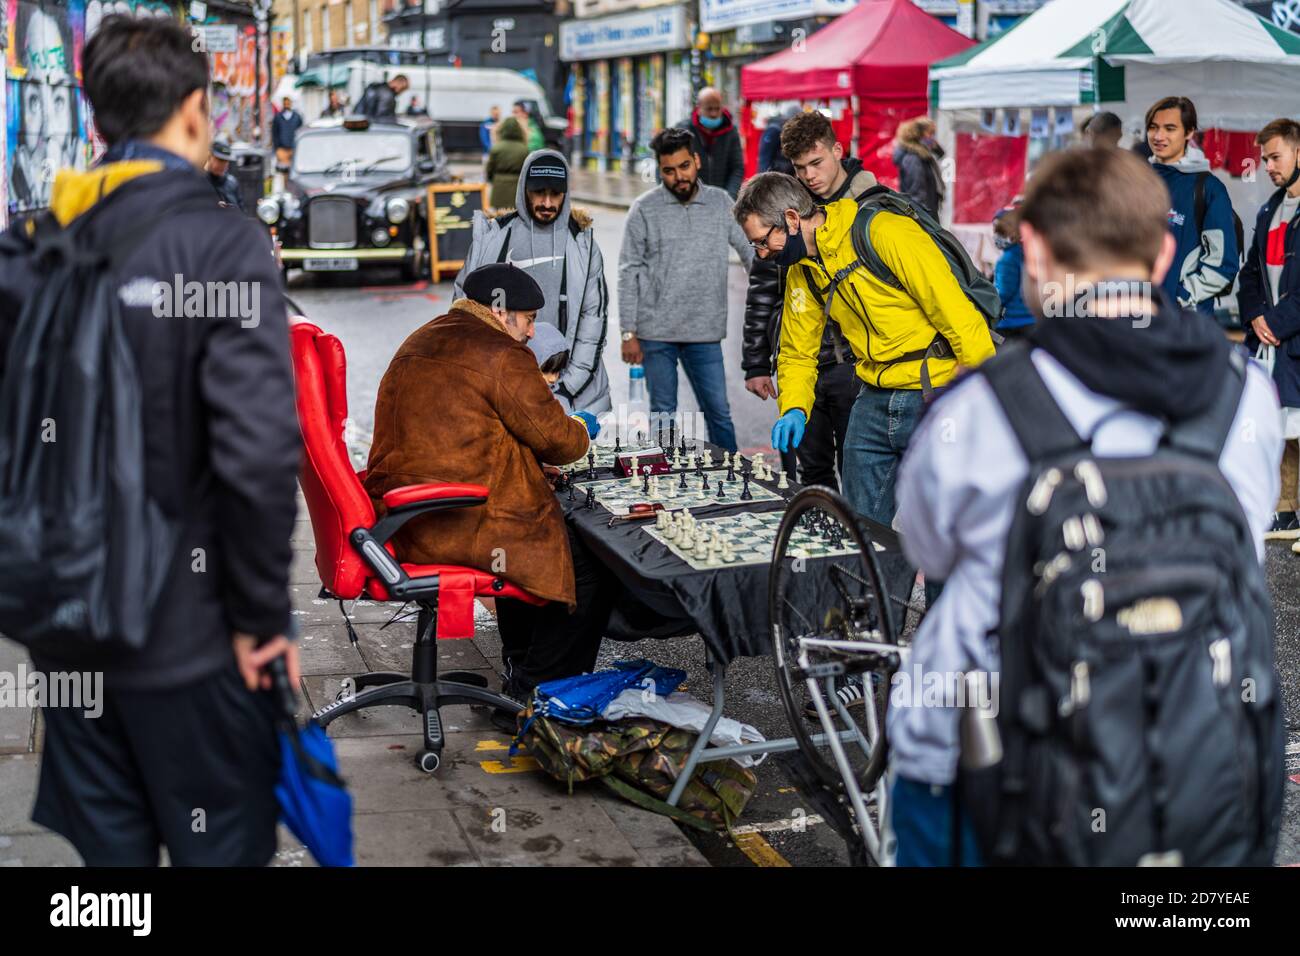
[1028,285,1230,423]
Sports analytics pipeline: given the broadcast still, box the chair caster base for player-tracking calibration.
[416,750,442,773]
[442,670,488,688]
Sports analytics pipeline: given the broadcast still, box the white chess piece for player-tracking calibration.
[777,470,789,490]
[650,475,660,499]
[722,542,736,563]
[704,449,714,469]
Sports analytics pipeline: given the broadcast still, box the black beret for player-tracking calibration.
[463,263,545,312]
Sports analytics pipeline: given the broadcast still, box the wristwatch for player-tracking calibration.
[621,331,636,342]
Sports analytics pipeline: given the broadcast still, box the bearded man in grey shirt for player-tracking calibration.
[618,127,754,451]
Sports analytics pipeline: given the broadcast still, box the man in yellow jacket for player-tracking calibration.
[734,172,996,530]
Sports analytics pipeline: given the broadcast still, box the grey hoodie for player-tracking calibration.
[454,149,612,413]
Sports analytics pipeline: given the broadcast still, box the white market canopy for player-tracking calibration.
[930,0,1300,129]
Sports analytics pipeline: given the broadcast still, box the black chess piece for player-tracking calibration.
[726,462,735,482]
[678,470,688,490]
[740,474,753,501]
[566,480,575,502]
[585,487,595,509]
[695,456,704,476]
[669,419,676,449]
[716,480,726,501]
[587,450,596,478]
[642,471,650,494]
[702,472,710,491]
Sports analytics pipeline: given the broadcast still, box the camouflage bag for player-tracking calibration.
[518,704,757,832]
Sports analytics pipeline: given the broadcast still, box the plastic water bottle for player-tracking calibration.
[628,364,647,404]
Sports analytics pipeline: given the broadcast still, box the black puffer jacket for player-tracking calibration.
[741,157,877,378]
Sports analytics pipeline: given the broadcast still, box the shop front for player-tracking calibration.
[560,2,690,173]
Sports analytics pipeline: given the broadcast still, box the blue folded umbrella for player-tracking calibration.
[270,657,354,867]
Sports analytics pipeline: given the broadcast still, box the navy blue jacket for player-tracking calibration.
[1150,147,1239,316]
[1239,186,1300,407]
[271,108,303,150]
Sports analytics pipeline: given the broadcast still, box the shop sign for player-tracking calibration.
[699,0,853,34]
[560,5,689,61]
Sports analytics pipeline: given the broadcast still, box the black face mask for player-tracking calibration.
[1285,160,1300,190]
[773,224,808,267]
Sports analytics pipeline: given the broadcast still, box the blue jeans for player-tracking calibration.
[842,384,936,618]
[890,776,983,867]
[640,340,737,452]
[842,383,925,526]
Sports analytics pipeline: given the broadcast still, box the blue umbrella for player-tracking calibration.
[269,657,354,867]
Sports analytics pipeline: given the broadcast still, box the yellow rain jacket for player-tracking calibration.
[777,197,996,418]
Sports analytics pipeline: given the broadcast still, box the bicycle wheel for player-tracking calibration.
[769,487,900,855]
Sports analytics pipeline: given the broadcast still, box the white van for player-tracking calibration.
[276,56,566,154]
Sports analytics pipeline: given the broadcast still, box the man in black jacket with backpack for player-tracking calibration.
[742,110,872,489]
[0,16,301,866]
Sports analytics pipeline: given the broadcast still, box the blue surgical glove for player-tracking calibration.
[771,409,806,453]
[571,410,600,440]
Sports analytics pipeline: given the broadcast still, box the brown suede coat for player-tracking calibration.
[364,298,590,606]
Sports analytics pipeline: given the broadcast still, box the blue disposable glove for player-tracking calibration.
[771,409,806,453]
[571,410,600,440]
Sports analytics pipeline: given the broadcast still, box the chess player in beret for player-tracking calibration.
[364,264,614,700]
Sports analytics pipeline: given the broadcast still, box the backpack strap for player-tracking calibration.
[979,342,1086,462]
[1163,348,1247,460]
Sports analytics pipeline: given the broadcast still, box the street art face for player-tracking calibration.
[5,0,177,215]
[7,1,84,211]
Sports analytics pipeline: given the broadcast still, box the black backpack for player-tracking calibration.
[968,343,1284,866]
[813,186,1002,395]
[0,203,196,657]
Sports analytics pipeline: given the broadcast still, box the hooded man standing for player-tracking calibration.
[676,87,744,199]
[455,149,612,415]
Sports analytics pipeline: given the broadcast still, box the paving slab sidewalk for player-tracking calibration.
[0,501,707,868]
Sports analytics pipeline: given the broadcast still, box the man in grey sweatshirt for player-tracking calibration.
[618,127,754,451]
[454,149,612,414]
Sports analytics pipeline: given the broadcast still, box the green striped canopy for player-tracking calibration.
[930,0,1300,112]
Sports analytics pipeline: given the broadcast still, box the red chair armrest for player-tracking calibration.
[383,482,489,510]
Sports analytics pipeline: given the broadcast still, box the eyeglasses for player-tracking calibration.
[750,224,782,251]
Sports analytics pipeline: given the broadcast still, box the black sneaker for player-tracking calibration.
[1265,511,1300,540]
[803,675,866,721]
[489,679,528,735]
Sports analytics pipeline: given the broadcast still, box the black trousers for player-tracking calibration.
[496,523,616,695]
[34,663,280,866]
[780,361,860,491]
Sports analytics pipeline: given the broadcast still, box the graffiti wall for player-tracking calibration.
[4,0,177,216]
[209,27,259,144]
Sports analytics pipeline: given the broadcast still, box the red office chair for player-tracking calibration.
[291,319,544,772]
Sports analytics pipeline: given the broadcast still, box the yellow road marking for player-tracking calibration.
[479,756,540,774]
[475,739,512,752]
[733,830,792,868]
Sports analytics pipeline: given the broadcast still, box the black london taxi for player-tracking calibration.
[257,115,451,280]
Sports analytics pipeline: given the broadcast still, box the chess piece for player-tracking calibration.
[703,449,714,469]
[585,487,596,509]
[695,535,710,561]
[650,475,660,499]
[613,432,621,454]
[716,480,726,500]
[726,459,735,481]
[566,480,575,502]
[722,542,736,563]
[694,455,704,476]
[701,472,710,492]
[777,470,790,490]
[678,470,688,491]
[666,481,678,499]
[642,471,650,495]
[587,450,596,480]
[740,474,753,501]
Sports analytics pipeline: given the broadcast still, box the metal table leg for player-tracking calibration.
[667,654,726,807]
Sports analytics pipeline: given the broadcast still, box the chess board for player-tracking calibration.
[645,510,881,570]
[555,442,706,474]
[586,471,783,516]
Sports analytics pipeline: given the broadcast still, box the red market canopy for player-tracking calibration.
[740,0,974,102]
